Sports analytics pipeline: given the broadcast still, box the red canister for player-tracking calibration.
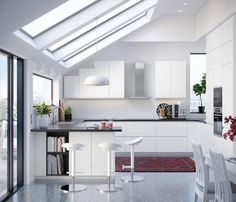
[101,121,106,129]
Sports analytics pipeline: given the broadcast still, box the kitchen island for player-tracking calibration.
[32,121,122,179]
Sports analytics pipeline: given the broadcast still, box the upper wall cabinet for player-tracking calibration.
[64,76,80,98]
[64,61,125,99]
[155,60,186,98]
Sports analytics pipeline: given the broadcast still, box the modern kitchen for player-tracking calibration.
[1,0,236,201]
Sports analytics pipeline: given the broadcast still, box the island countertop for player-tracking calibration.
[31,121,122,132]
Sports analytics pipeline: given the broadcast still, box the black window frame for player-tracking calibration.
[0,49,24,201]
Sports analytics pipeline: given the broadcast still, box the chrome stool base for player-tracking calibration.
[61,184,87,193]
[96,184,122,193]
[121,175,144,182]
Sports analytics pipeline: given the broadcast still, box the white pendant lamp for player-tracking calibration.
[84,18,109,86]
[84,75,109,86]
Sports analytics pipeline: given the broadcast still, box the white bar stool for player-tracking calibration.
[96,143,122,192]
[121,137,144,182]
[61,143,87,193]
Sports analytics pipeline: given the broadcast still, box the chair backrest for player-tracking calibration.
[209,150,232,202]
[192,141,208,188]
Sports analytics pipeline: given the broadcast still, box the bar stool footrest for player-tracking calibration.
[61,184,87,193]
[96,184,122,192]
[121,175,144,182]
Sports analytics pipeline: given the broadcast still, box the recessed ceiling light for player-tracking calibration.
[178,9,183,13]
[183,2,188,6]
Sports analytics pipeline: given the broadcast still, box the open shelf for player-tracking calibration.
[46,132,69,176]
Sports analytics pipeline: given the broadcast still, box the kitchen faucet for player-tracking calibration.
[52,106,64,124]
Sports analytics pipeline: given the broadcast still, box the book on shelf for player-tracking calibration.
[47,136,66,152]
[48,154,65,175]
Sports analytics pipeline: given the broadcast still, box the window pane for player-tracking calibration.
[22,0,98,37]
[190,54,206,112]
[33,75,52,105]
[13,58,17,187]
[0,52,8,198]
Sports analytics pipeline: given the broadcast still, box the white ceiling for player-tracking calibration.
[152,0,208,19]
[0,0,209,72]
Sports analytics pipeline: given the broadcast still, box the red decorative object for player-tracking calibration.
[115,157,195,172]
[223,115,236,141]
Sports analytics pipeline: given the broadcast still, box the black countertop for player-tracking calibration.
[31,121,122,132]
[83,118,206,123]
[31,118,206,132]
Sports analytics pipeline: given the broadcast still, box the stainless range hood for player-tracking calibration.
[129,62,150,99]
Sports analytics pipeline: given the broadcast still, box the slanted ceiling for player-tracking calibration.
[14,0,158,69]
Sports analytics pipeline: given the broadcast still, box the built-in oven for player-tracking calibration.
[213,87,222,136]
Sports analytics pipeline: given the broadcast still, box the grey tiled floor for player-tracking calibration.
[7,172,196,202]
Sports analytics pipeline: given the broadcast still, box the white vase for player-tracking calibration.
[40,115,49,128]
[35,115,40,129]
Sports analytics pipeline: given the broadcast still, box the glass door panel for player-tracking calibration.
[0,52,8,198]
[13,57,17,186]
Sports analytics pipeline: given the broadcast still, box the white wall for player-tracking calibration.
[196,0,236,39]
[64,40,205,119]
[24,59,62,184]
[122,15,196,42]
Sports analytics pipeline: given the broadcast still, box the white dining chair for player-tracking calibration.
[192,142,215,202]
[209,150,236,202]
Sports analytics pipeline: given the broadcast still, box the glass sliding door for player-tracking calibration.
[0,52,8,199]
[0,50,24,201]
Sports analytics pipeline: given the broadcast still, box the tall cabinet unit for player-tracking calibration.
[206,16,236,155]
[155,61,186,98]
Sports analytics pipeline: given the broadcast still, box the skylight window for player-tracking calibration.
[48,0,142,52]
[22,0,98,37]
[15,0,158,68]
[63,11,147,65]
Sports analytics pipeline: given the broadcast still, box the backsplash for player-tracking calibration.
[63,99,189,119]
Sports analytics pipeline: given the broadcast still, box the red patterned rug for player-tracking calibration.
[115,157,195,172]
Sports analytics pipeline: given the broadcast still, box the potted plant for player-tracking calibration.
[193,73,206,113]
[223,115,236,141]
[64,106,72,121]
[33,102,52,128]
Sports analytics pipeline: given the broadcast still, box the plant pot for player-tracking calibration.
[64,114,72,122]
[198,106,205,113]
[40,115,49,128]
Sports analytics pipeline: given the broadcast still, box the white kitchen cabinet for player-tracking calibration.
[77,60,125,99]
[187,122,199,152]
[34,132,46,176]
[92,132,114,176]
[114,136,157,152]
[133,137,157,152]
[155,60,186,98]
[157,137,187,152]
[69,132,92,176]
[109,61,125,98]
[155,61,171,98]
[156,122,187,137]
[221,41,233,65]
[79,68,94,98]
[125,122,156,136]
[64,76,80,98]
[171,61,186,98]
[94,61,110,98]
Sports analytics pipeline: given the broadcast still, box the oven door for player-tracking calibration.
[214,113,222,136]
